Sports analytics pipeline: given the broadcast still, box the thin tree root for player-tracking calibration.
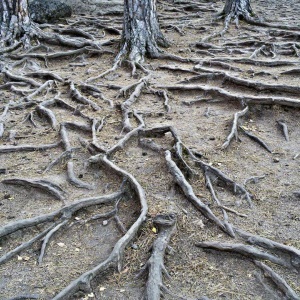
[165,150,234,237]
[67,161,94,190]
[69,81,101,111]
[277,120,290,142]
[121,73,151,132]
[189,153,253,207]
[222,106,249,149]
[38,219,69,264]
[195,241,290,268]
[239,126,272,153]
[236,229,300,269]
[254,261,300,300]
[0,141,62,153]
[0,191,124,266]
[52,156,148,300]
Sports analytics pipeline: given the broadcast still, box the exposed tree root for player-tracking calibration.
[196,241,291,268]
[239,126,272,153]
[1,1,300,298]
[222,106,249,149]
[236,229,300,269]
[158,84,300,108]
[0,191,124,266]
[254,261,300,300]
[0,141,62,153]
[120,73,151,132]
[69,81,101,111]
[67,161,94,190]
[277,120,290,142]
[52,156,148,300]
[165,150,235,237]
[140,213,176,300]
[2,178,66,202]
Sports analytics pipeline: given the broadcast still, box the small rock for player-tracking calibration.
[102,220,108,226]
[273,158,280,163]
[29,0,72,23]
[131,244,138,250]
[0,168,7,174]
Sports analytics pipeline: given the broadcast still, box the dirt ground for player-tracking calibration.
[0,0,300,299]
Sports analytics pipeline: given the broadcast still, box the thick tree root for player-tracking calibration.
[2,178,66,201]
[140,213,176,300]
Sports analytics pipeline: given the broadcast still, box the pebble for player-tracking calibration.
[102,220,108,226]
[131,243,138,250]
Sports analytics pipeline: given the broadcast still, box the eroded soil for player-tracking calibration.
[0,0,300,299]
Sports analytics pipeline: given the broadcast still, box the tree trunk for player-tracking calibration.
[0,0,31,48]
[118,0,169,64]
[221,0,255,21]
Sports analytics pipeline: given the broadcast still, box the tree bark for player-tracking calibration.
[220,0,255,21]
[0,0,31,48]
[118,0,169,64]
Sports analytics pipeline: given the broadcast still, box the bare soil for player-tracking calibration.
[0,0,300,299]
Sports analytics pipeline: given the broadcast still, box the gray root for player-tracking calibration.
[239,126,272,153]
[0,192,124,265]
[165,150,234,237]
[67,161,94,190]
[0,141,62,153]
[196,241,291,268]
[236,229,300,269]
[277,120,290,142]
[254,261,300,300]
[69,81,101,111]
[141,214,176,300]
[2,178,66,202]
[222,106,249,149]
[52,155,148,300]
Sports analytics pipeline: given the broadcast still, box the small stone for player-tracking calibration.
[131,243,138,250]
[273,158,280,163]
[102,220,108,226]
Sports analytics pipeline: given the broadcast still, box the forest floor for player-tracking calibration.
[0,0,300,299]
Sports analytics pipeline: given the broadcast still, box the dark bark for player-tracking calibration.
[220,0,255,21]
[0,0,32,47]
[118,0,169,63]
